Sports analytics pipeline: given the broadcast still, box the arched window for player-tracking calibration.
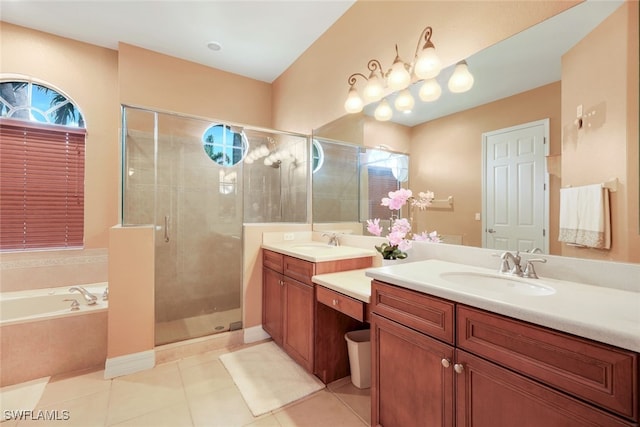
[0,79,86,251]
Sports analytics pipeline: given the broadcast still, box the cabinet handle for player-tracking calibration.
[279,280,284,286]
[332,299,339,306]
[441,358,451,368]
[453,363,464,374]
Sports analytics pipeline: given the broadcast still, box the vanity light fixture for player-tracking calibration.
[343,26,474,121]
[374,99,393,121]
[447,60,474,93]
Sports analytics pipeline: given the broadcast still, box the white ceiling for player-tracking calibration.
[0,0,355,83]
[0,0,623,127]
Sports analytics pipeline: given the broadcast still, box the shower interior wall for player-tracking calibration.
[122,107,308,345]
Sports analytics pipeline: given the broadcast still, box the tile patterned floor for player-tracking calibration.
[1,344,370,427]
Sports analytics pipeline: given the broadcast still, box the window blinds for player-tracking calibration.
[0,118,86,250]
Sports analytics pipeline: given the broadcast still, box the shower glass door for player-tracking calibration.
[122,106,242,346]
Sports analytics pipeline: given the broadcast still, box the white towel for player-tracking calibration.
[558,184,611,249]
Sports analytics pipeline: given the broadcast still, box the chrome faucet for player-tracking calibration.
[499,251,523,276]
[322,232,340,247]
[523,258,547,279]
[69,286,98,305]
[529,247,543,254]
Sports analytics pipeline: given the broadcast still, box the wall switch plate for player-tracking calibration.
[577,104,583,118]
[283,233,295,241]
[475,213,481,221]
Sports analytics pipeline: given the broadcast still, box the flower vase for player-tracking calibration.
[381,258,410,267]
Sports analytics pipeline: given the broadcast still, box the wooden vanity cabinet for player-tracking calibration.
[371,280,639,427]
[262,249,372,376]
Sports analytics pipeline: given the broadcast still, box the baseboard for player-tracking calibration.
[104,350,155,379]
[244,325,270,343]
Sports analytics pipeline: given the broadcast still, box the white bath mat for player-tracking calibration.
[219,341,324,416]
[0,376,49,420]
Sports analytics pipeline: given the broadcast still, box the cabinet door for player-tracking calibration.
[283,277,314,372]
[372,313,454,427]
[455,349,635,427]
[262,267,283,345]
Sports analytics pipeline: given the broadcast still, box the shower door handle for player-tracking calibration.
[164,215,170,242]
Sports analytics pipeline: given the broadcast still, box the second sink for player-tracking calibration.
[439,272,556,296]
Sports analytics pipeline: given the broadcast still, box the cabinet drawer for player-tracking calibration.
[371,280,455,345]
[457,305,638,421]
[263,250,284,273]
[283,256,315,285]
[316,286,364,321]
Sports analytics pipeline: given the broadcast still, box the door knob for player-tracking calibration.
[487,228,496,233]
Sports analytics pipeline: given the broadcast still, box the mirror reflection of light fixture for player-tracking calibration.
[448,60,475,93]
[343,26,473,121]
[394,89,415,112]
[374,99,393,121]
[418,78,442,102]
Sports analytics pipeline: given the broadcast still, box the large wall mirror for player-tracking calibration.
[313,0,639,263]
[312,137,409,230]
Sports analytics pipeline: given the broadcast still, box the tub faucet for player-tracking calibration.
[69,286,98,305]
[499,251,523,276]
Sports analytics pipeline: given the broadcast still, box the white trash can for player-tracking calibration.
[345,329,371,389]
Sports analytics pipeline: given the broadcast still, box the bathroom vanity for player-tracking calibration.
[261,242,374,377]
[366,259,639,427]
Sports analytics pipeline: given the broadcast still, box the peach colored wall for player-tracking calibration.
[108,226,154,358]
[626,1,640,263]
[0,22,119,250]
[118,43,272,128]
[243,224,311,328]
[363,117,411,154]
[410,82,561,250]
[560,2,637,262]
[272,1,577,134]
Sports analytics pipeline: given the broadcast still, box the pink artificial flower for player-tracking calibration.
[387,230,406,246]
[398,239,412,252]
[381,188,413,211]
[366,218,383,236]
[391,218,411,235]
[412,191,435,209]
[413,230,441,243]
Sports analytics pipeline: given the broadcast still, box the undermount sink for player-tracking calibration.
[439,272,556,296]
[290,243,335,251]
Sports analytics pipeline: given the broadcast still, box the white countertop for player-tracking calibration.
[364,259,640,353]
[262,241,376,263]
[312,269,372,303]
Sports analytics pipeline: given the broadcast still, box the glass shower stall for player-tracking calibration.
[121,106,308,345]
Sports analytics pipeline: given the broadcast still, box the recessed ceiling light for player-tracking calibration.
[207,41,222,52]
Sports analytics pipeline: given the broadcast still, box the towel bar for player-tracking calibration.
[563,178,617,193]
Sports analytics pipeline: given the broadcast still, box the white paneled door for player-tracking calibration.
[482,120,549,253]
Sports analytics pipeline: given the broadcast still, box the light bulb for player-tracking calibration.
[394,89,415,112]
[418,78,441,102]
[387,59,411,91]
[374,99,393,121]
[363,74,384,102]
[414,46,442,80]
[344,87,364,113]
[448,60,474,93]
